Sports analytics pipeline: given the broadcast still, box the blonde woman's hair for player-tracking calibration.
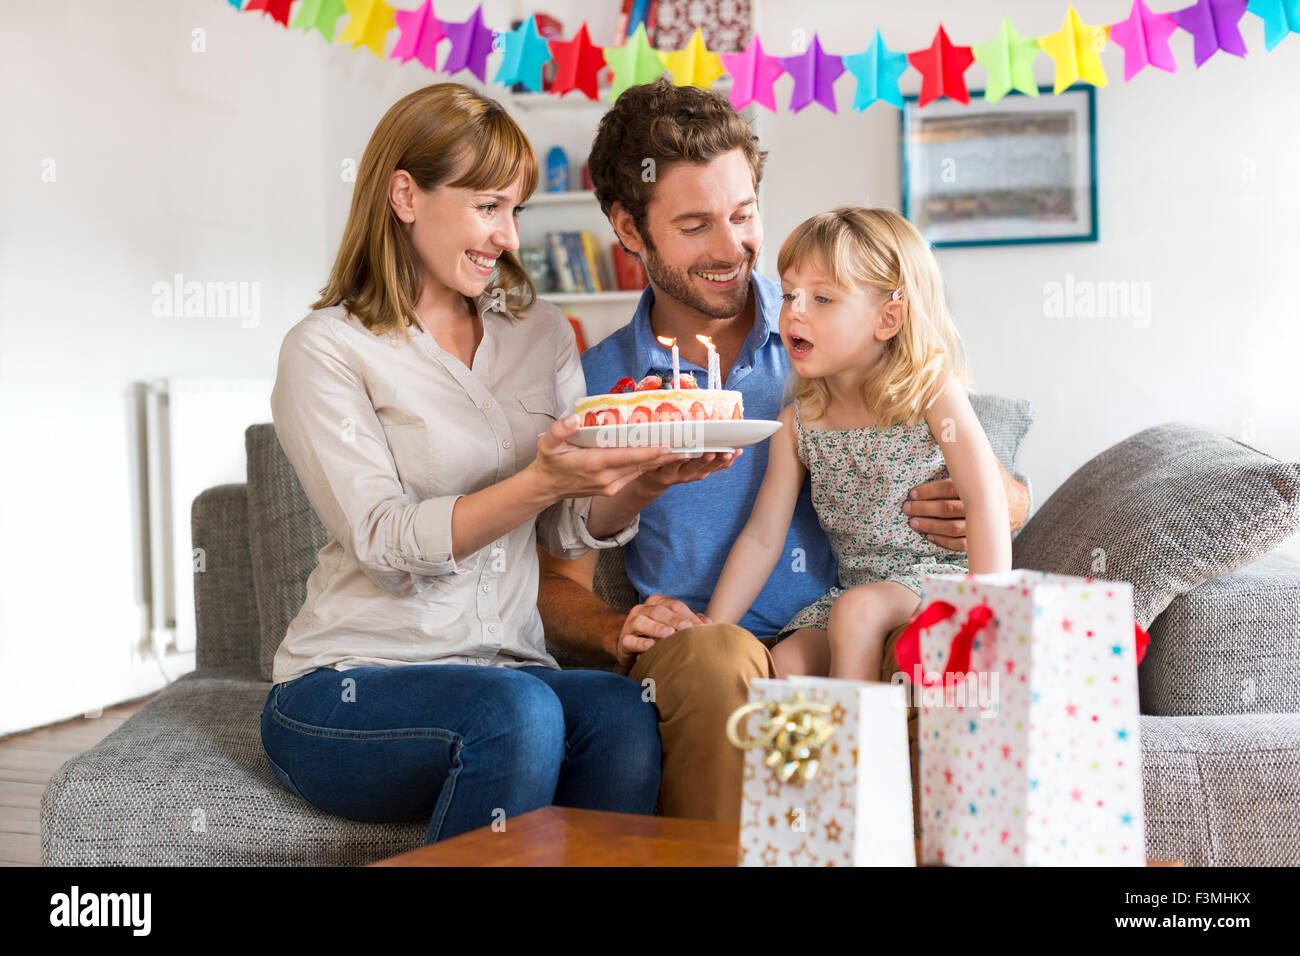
[777,206,971,428]
[313,83,538,342]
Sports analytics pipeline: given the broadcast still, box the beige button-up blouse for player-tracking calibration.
[269,297,637,685]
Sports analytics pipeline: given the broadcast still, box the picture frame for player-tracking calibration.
[900,84,1098,248]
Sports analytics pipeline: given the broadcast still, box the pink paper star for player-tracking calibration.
[720,35,785,112]
[1109,0,1178,81]
[390,0,445,70]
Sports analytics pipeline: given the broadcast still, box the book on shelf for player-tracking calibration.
[545,230,616,294]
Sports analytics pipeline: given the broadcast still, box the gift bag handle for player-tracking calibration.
[893,600,994,687]
[895,599,1153,684]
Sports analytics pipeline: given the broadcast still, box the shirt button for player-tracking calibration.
[477,658,490,665]
[481,585,490,593]
[481,400,495,409]
[502,439,512,448]
[488,624,498,634]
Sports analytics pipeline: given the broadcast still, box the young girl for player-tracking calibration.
[707,207,1011,681]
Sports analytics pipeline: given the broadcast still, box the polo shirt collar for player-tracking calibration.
[629,270,784,382]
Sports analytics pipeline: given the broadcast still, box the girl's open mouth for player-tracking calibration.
[788,335,813,357]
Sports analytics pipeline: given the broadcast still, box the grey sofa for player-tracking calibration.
[40,403,1300,865]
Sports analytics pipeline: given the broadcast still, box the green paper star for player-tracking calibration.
[603,23,665,103]
[291,0,348,43]
[972,15,1040,103]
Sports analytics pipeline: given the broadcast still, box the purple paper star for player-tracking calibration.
[720,35,785,112]
[1170,0,1250,67]
[1109,0,1178,80]
[779,33,844,113]
[390,0,446,71]
[442,3,496,82]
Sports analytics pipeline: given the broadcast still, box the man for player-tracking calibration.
[538,77,1029,824]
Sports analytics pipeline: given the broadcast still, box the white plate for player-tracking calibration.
[567,419,782,451]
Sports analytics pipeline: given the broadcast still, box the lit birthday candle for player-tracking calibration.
[656,335,680,389]
[695,334,718,390]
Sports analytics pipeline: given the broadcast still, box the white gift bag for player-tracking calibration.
[895,570,1149,866]
[731,676,915,866]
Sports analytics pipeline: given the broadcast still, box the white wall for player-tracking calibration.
[2,0,1296,735]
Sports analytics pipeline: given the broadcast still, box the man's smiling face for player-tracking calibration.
[635,149,763,320]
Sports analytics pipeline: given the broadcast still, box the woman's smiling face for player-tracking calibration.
[392,157,527,304]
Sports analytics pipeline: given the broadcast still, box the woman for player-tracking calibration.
[259,83,734,843]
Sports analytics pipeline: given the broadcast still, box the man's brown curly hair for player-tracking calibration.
[587,77,767,251]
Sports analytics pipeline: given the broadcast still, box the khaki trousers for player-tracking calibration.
[627,620,919,834]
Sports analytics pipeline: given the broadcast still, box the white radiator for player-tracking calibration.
[143,377,274,654]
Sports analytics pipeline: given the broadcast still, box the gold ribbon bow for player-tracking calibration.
[726,692,835,786]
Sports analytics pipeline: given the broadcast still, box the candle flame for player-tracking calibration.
[656,335,675,347]
[695,334,713,347]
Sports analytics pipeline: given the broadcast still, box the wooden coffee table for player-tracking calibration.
[370,806,1182,866]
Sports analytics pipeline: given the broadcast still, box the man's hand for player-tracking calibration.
[902,464,1029,552]
[613,594,713,672]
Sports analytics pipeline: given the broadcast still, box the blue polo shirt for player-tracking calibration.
[579,270,838,641]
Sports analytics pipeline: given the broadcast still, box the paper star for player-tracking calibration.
[843,29,909,110]
[549,22,605,99]
[389,0,445,70]
[226,0,243,9]
[338,0,396,58]
[1171,0,1250,66]
[494,16,553,92]
[659,27,725,89]
[907,24,975,107]
[244,0,294,26]
[291,0,348,43]
[1248,0,1300,49]
[720,35,785,111]
[603,23,665,102]
[1109,0,1178,80]
[1038,6,1110,93]
[442,3,496,82]
[780,33,844,113]
[972,15,1041,102]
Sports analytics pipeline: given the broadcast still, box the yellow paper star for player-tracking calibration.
[338,0,396,58]
[658,27,724,89]
[1038,6,1109,93]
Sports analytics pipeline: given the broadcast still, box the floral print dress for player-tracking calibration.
[778,397,970,638]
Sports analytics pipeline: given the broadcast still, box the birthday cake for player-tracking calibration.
[576,371,744,425]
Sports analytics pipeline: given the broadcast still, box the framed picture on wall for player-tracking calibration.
[900,84,1097,247]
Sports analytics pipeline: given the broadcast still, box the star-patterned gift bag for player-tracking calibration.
[898,571,1147,866]
[731,676,915,866]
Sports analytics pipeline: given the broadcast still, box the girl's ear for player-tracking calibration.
[874,299,905,342]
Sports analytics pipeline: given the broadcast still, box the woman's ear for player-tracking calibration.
[875,299,905,342]
[388,169,417,225]
[609,201,645,256]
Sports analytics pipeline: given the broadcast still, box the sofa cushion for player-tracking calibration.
[1141,712,1300,865]
[1013,422,1300,628]
[1140,553,1300,716]
[40,670,427,865]
[245,424,327,682]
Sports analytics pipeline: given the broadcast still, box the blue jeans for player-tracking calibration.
[260,663,661,844]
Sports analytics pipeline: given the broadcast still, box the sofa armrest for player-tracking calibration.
[191,484,261,675]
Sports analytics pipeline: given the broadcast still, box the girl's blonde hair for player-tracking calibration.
[777,206,971,428]
[313,83,538,341]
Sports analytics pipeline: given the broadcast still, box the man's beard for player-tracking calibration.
[642,236,753,320]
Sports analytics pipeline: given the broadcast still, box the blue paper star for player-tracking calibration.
[843,29,909,111]
[969,802,978,815]
[1121,812,1134,825]
[1116,727,1129,740]
[968,719,977,733]
[1111,644,1124,655]
[493,16,553,92]
[1248,0,1300,49]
